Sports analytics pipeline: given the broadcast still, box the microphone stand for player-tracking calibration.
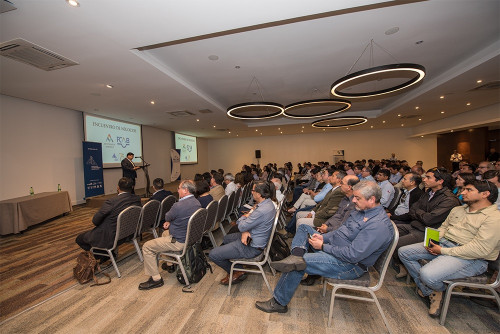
[139,157,151,197]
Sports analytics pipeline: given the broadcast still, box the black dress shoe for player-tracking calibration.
[161,262,177,273]
[255,298,288,313]
[270,255,306,272]
[138,277,164,290]
[300,274,320,286]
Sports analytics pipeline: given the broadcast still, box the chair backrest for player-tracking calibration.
[184,208,208,248]
[387,187,401,212]
[215,195,228,223]
[203,200,218,234]
[371,221,399,291]
[156,195,176,228]
[225,191,236,217]
[139,200,160,233]
[113,206,142,248]
[233,187,242,210]
[258,201,282,264]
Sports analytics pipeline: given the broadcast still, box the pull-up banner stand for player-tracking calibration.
[171,149,181,182]
[83,141,105,198]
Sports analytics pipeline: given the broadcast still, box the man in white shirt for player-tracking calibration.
[450,149,462,172]
[224,173,238,196]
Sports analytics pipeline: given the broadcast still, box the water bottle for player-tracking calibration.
[30,187,34,196]
[58,184,61,192]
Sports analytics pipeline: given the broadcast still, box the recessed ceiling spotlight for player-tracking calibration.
[278,128,280,130]
[421,135,424,138]
[323,129,325,131]
[236,134,239,137]
[370,125,374,128]
[150,101,155,105]
[385,27,399,35]
[418,118,422,121]
[255,129,258,132]
[228,131,231,134]
[302,126,304,129]
[440,95,445,99]
[397,114,401,117]
[213,125,216,128]
[476,80,482,84]
[280,131,283,134]
[301,130,303,133]
[208,55,219,61]
[466,102,471,106]
[401,123,404,126]
[260,133,263,135]
[346,127,349,130]
[415,40,424,45]
[415,106,420,110]
[441,111,445,114]
[382,120,386,123]
[106,84,113,88]
[451,130,454,132]
[66,0,80,7]
[196,119,199,122]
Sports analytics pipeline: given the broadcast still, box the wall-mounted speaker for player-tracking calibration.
[255,150,261,159]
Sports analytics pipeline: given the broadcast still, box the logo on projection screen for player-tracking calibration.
[116,136,130,148]
[106,134,114,142]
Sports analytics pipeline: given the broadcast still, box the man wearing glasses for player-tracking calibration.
[399,180,500,318]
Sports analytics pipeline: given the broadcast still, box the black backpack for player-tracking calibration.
[269,232,291,261]
[176,242,212,285]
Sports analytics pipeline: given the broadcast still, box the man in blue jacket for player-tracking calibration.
[255,180,394,313]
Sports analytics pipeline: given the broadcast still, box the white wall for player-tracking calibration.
[207,128,438,174]
[0,95,86,203]
[0,95,211,203]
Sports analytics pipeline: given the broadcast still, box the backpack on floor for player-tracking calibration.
[269,232,291,261]
[73,251,111,286]
[176,242,212,285]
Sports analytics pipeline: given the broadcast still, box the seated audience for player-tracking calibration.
[353,164,363,179]
[483,170,500,209]
[209,181,276,285]
[452,172,476,204]
[388,172,424,224]
[295,170,345,231]
[209,172,225,201]
[393,165,411,188]
[399,180,500,317]
[255,180,394,314]
[392,168,460,278]
[76,178,141,259]
[360,166,375,181]
[224,173,238,196]
[290,167,321,205]
[271,177,285,203]
[288,169,329,212]
[376,169,395,209]
[139,180,201,290]
[149,178,172,202]
[195,180,214,208]
[234,172,245,188]
[389,164,403,185]
[476,161,495,180]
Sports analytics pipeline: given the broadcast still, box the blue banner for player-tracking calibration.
[83,141,105,198]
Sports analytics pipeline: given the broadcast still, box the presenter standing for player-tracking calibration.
[122,152,140,193]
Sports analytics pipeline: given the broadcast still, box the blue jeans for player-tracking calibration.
[398,238,488,296]
[273,225,365,306]
[209,232,262,273]
[285,205,314,233]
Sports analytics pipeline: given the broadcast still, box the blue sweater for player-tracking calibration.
[322,205,394,268]
[165,195,201,243]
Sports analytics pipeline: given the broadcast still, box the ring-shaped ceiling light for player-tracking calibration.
[227,102,284,120]
[331,63,425,98]
[283,99,351,118]
[311,116,368,129]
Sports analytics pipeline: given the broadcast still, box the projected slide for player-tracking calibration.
[84,114,142,168]
[175,133,198,164]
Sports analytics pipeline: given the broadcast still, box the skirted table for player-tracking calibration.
[0,191,73,235]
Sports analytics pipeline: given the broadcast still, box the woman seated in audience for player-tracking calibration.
[452,172,475,204]
[195,180,213,208]
[234,172,245,188]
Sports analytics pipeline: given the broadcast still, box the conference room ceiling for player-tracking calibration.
[0,0,499,138]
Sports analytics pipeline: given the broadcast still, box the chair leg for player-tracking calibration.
[227,264,235,296]
[322,279,327,297]
[328,286,339,327]
[177,260,190,286]
[267,258,276,276]
[370,290,393,334]
[220,220,227,236]
[257,264,273,294]
[406,273,411,285]
[108,249,121,278]
[133,238,144,262]
[439,284,454,326]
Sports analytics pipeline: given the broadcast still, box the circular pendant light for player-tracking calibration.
[311,116,367,129]
[331,63,425,98]
[227,102,284,120]
[283,99,351,118]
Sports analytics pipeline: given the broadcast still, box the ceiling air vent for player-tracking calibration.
[216,128,230,131]
[400,114,421,119]
[198,109,213,114]
[470,81,500,91]
[1,0,16,13]
[0,38,78,71]
[166,110,195,117]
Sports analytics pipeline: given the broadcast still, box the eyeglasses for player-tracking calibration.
[480,180,492,191]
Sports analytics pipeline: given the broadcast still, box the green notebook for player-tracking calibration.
[424,227,440,247]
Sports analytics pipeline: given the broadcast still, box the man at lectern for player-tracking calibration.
[121,152,140,193]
